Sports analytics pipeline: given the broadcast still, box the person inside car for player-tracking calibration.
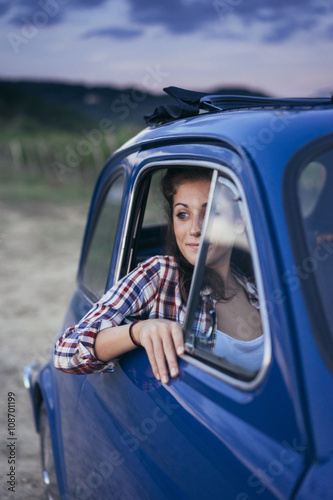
[54,167,263,383]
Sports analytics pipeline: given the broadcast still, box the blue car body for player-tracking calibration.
[25,96,333,500]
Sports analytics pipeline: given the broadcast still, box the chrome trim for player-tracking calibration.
[181,353,259,390]
[43,470,50,486]
[113,156,271,391]
[23,362,40,390]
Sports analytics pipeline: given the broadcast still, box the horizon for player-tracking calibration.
[0,76,272,97]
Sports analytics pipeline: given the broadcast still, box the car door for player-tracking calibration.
[54,165,128,497]
[68,143,309,500]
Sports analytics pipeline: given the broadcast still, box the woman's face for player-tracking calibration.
[173,178,211,266]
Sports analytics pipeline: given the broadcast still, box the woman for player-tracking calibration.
[54,167,262,383]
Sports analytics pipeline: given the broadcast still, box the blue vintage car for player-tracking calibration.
[24,89,333,499]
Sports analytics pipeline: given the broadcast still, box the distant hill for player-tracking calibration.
[0,79,268,132]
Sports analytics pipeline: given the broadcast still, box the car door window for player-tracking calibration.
[82,172,125,298]
[184,172,266,381]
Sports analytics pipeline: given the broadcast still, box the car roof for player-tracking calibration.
[118,89,331,155]
[120,105,333,176]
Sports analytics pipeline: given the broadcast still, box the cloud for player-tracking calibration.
[6,0,108,26]
[126,0,214,34]
[3,0,333,44]
[0,3,10,16]
[83,26,143,40]
[127,0,333,42]
[325,23,333,40]
[261,14,318,43]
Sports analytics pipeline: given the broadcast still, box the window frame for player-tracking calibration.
[283,133,333,373]
[119,158,271,390]
[78,167,126,302]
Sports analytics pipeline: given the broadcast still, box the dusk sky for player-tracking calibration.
[1,0,332,97]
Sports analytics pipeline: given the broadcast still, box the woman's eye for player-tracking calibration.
[176,211,188,220]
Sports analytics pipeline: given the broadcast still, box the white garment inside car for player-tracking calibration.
[214,329,264,372]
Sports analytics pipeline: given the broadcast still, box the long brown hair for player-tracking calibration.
[161,167,232,303]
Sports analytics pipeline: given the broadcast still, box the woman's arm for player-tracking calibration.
[54,256,184,379]
[54,258,161,374]
[95,319,184,384]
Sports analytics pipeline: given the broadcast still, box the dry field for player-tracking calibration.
[0,198,88,499]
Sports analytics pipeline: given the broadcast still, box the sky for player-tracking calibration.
[1,0,333,97]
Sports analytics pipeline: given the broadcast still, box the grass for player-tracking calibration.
[0,119,142,204]
[0,178,93,205]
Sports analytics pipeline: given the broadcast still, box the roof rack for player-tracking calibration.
[144,86,333,125]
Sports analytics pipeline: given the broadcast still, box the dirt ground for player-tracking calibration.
[0,198,88,499]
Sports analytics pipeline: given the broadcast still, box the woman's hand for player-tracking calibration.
[136,319,184,384]
[95,319,185,384]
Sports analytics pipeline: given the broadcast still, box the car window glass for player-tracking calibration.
[298,160,326,217]
[184,174,265,381]
[82,173,125,297]
[297,148,333,341]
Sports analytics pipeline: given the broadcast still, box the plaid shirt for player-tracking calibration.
[54,255,259,374]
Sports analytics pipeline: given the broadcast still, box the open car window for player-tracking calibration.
[184,172,266,382]
[135,169,167,265]
[123,168,168,275]
[123,165,268,383]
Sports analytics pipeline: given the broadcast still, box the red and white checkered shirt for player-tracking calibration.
[54,256,187,374]
[54,255,259,374]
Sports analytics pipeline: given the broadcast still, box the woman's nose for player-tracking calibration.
[190,215,203,236]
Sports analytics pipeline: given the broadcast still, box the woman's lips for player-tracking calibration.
[186,243,199,250]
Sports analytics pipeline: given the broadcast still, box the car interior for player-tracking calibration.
[126,166,255,283]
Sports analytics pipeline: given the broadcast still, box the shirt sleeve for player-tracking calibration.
[53,257,163,374]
